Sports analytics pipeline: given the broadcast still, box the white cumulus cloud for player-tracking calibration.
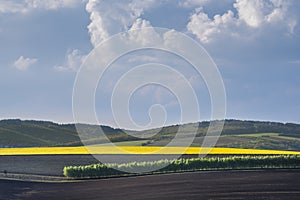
[54,0,157,72]
[234,0,267,28]
[178,0,212,8]
[85,0,156,47]
[0,1,27,13]
[0,0,82,13]
[54,0,158,72]
[187,8,237,43]
[25,0,81,9]
[54,49,86,72]
[13,56,37,71]
[187,0,297,43]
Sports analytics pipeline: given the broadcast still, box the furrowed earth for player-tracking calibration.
[1,170,300,200]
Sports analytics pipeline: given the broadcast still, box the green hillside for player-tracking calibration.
[0,119,300,150]
[0,119,138,147]
[143,120,300,150]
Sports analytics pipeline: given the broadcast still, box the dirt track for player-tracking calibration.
[1,170,300,200]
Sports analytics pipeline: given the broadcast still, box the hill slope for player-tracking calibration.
[0,119,137,147]
[0,119,299,150]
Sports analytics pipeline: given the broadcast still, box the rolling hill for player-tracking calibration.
[0,119,135,147]
[0,119,299,150]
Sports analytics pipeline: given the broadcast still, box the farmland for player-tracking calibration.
[1,119,300,151]
[0,146,297,177]
[63,155,300,178]
[1,118,300,179]
[1,170,300,200]
[1,146,300,156]
[0,119,300,199]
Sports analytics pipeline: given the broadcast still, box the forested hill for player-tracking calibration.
[0,119,299,148]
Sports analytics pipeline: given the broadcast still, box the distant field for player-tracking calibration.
[108,140,149,146]
[148,133,300,150]
[1,146,300,156]
[236,132,279,137]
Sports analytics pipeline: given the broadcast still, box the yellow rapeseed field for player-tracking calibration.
[0,146,300,155]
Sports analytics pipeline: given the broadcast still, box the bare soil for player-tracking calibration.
[0,170,299,200]
[0,155,211,176]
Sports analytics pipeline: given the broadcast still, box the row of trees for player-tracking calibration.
[64,155,300,178]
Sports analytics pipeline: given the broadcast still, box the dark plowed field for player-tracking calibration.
[0,155,99,176]
[0,155,219,176]
[1,170,300,200]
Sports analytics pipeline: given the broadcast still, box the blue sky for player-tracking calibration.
[0,0,300,128]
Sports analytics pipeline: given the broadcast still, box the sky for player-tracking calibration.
[0,0,300,129]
